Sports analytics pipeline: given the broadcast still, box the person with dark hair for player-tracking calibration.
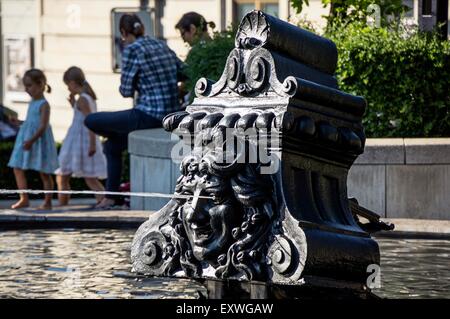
[84,13,184,209]
[175,12,216,106]
[8,68,58,210]
[175,12,215,46]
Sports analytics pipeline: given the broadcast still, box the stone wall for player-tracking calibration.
[129,129,450,220]
[129,129,179,211]
[348,138,450,220]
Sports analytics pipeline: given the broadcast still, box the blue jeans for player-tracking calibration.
[84,109,162,200]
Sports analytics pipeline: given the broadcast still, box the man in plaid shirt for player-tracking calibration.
[85,13,185,209]
[119,31,184,120]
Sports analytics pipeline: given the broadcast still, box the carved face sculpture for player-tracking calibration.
[180,163,240,262]
[131,151,277,280]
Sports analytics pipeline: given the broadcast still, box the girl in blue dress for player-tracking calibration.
[8,69,58,209]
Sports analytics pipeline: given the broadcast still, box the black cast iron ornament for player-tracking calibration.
[131,11,393,295]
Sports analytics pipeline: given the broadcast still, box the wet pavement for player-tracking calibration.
[0,198,148,229]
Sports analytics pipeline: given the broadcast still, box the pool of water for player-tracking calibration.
[0,229,448,298]
[0,229,206,299]
[373,237,450,298]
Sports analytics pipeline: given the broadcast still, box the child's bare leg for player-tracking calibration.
[11,168,29,209]
[38,172,54,209]
[56,174,71,206]
[84,177,105,203]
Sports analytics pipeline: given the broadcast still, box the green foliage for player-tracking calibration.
[181,18,450,138]
[328,22,450,137]
[291,0,407,28]
[183,29,236,98]
[0,141,130,198]
[291,0,309,13]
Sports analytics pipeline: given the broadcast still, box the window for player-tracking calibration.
[235,2,255,22]
[422,0,432,16]
[3,36,34,102]
[111,7,154,72]
[262,3,279,17]
[233,0,279,23]
[403,0,414,18]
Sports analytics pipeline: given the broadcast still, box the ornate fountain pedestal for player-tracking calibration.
[131,10,392,299]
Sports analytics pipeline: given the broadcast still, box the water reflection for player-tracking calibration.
[0,229,448,298]
[0,229,205,299]
[373,237,450,299]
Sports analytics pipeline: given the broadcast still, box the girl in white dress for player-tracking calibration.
[56,66,107,206]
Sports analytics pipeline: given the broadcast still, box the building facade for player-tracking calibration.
[1,0,449,141]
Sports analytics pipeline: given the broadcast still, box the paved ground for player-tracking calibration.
[379,218,450,239]
[0,197,96,209]
[0,199,449,237]
[385,218,450,234]
[0,198,149,229]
